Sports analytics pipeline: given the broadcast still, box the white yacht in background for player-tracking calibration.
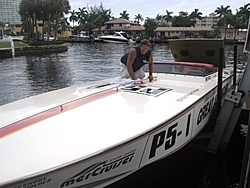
[99,31,134,43]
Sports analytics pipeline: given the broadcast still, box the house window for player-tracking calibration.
[119,23,122,27]
[107,24,113,29]
[227,32,233,39]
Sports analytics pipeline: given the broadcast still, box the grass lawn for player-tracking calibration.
[0,42,28,49]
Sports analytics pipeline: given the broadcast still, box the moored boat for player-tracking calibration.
[68,31,91,42]
[68,35,91,42]
[0,40,233,188]
[99,31,134,43]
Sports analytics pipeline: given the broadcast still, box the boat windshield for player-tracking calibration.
[144,62,217,76]
[120,32,130,39]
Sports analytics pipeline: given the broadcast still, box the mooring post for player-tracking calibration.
[217,47,223,113]
[11,37,15,57]
[233,44,237,86]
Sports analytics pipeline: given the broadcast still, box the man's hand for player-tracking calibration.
[148,75,153,82]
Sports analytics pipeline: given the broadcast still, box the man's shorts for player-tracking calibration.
[120,62,145,79]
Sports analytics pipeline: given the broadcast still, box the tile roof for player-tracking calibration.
[104,18,136,25]
[155,26,213,31]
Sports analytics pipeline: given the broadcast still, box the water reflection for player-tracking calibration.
[25,55,72,91]
[0,43,248,106]
[225,44,249,66]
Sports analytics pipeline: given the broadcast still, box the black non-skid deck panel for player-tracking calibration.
[121,85,172,97]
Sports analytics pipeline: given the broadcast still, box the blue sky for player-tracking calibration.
[68,0,248,19]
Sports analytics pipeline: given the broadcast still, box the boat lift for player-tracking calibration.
[207,49,250,153]
[206,42,250,187]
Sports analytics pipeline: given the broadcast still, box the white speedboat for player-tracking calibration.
[99,31,134,43]
[0,40,233,188]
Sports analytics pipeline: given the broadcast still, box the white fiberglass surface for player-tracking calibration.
[0,81,115,128]
[0,83,208,183]
[0,72,222,184]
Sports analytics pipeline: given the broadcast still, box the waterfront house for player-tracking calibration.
[154,26,213,39]
[219,28,247,41]
[92,18,145,39]
[8,21,72,38]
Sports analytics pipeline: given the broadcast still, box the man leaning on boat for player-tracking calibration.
[120,39,154,82]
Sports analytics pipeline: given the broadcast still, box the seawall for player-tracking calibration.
[0,44,68,59]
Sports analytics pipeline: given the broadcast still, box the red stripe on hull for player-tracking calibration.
[0,89,118,138]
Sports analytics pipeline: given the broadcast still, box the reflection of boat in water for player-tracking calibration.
[99,31,134,43]
[0,40,233,188]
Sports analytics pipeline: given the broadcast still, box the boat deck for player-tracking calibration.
[0,63,233,187]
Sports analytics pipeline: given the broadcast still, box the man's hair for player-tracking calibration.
[140,39,151,46]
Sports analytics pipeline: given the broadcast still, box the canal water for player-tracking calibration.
[0,42,249,187]
[0,43,248,106]
[0,43,174,106]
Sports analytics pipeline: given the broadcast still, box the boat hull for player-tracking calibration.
[99,31,132,43]
[0,66,233,187]
[100,38,129,43]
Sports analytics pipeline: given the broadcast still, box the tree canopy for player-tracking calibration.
[19,0,71,39]
[18,1,250,39]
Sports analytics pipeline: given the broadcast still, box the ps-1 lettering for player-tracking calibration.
[149,123,178,159]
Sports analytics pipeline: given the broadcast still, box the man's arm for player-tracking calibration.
[148,53,154,82]
[126,49,137,80]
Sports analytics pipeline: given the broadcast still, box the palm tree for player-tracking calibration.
[93,15,104,34]
[19,0,36,38]
[119,10,129,20]
[59,17,70,37]
[69,10,78,27]
[171,16,192,27]
[215,5,232,39]
[164,10,173,22]
[156,14,162,24]
[98,3,113,23]
[215,5,232,17]
[77,7,88,25]
[189,9,202,20]
[238,3,250,27]
[144,17,157,38]
[0,22,4,38]
[134,14,143,25]
[231,13,245,39]
[179,11,188,17]
[189,9,203,26]
[53,0,71,40]
[37,0,51,39]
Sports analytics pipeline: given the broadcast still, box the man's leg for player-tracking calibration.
[120,62,130,78]
[134,67,145,79]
